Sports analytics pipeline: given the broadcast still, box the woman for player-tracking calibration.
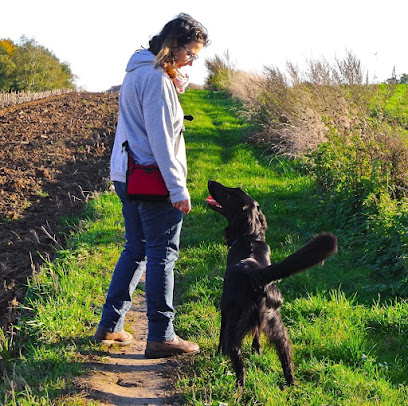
[93,13,209,358]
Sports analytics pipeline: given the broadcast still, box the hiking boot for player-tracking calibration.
[92,327,133,346]
[145,335,200,358]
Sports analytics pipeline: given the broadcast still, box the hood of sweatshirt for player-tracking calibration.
[125,49,155,73]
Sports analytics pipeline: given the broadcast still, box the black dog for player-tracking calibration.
[207,180,337,386]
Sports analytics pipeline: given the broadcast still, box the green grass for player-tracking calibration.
[174,91,408,405]
[374,83,408,128]
[1,90,407,405]
[0,193,123,405]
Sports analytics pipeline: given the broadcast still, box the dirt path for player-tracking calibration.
[75,295,183,406]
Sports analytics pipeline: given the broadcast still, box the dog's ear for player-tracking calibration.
[257,205,267,232]
[225,205,256,245]
[242,203,267,238]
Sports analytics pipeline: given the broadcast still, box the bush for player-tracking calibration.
[204,51,235,92]
[225,52,408,196]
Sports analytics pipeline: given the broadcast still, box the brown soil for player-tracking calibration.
[0,92,118,329]
[0,92,182,405]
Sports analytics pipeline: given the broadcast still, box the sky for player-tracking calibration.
[1,0,407,92]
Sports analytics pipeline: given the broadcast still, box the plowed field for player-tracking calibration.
[0,92,119,330]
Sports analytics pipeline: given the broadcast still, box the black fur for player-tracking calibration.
[207,180,337,386]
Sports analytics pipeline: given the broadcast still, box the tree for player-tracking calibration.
[0,37,75,92]
[0,39,17,90]
[399,73,408,84]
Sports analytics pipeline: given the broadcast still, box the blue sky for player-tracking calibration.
[2,0,407,91]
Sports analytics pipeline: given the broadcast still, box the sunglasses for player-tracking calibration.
[182,45,199,62]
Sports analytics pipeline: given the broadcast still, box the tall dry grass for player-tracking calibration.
[221,52,408,196]
[227,52,375,154]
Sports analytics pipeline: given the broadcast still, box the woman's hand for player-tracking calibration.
[172,199,191,214]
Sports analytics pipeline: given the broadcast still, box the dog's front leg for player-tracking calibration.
[217,311,226,354]
[230,346,245,387]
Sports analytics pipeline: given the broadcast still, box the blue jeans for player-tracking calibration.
[98,181,183,342]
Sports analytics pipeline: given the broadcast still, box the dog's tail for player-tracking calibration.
[253,233,337,286]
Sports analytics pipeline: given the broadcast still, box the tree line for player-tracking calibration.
[0,37,75,92]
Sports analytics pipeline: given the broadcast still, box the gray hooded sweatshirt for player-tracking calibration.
[110,49,189,203]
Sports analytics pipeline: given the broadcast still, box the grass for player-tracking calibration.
[0,192,123,405]
[173,90,408,405]
[0,90,407,405]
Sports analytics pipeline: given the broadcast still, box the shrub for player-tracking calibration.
[226,52,408,197]
[204,51,235,92]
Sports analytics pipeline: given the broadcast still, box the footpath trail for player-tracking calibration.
[69,90,241,405]
[75,295,182,406]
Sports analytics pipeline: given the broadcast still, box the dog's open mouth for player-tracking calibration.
[206,195,222,208]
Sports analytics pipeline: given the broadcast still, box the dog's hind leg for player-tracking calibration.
[274,333,295,385]
[251,327,261,354]
[265,316,295,385]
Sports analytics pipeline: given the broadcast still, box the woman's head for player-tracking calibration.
[149,13,209,74]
